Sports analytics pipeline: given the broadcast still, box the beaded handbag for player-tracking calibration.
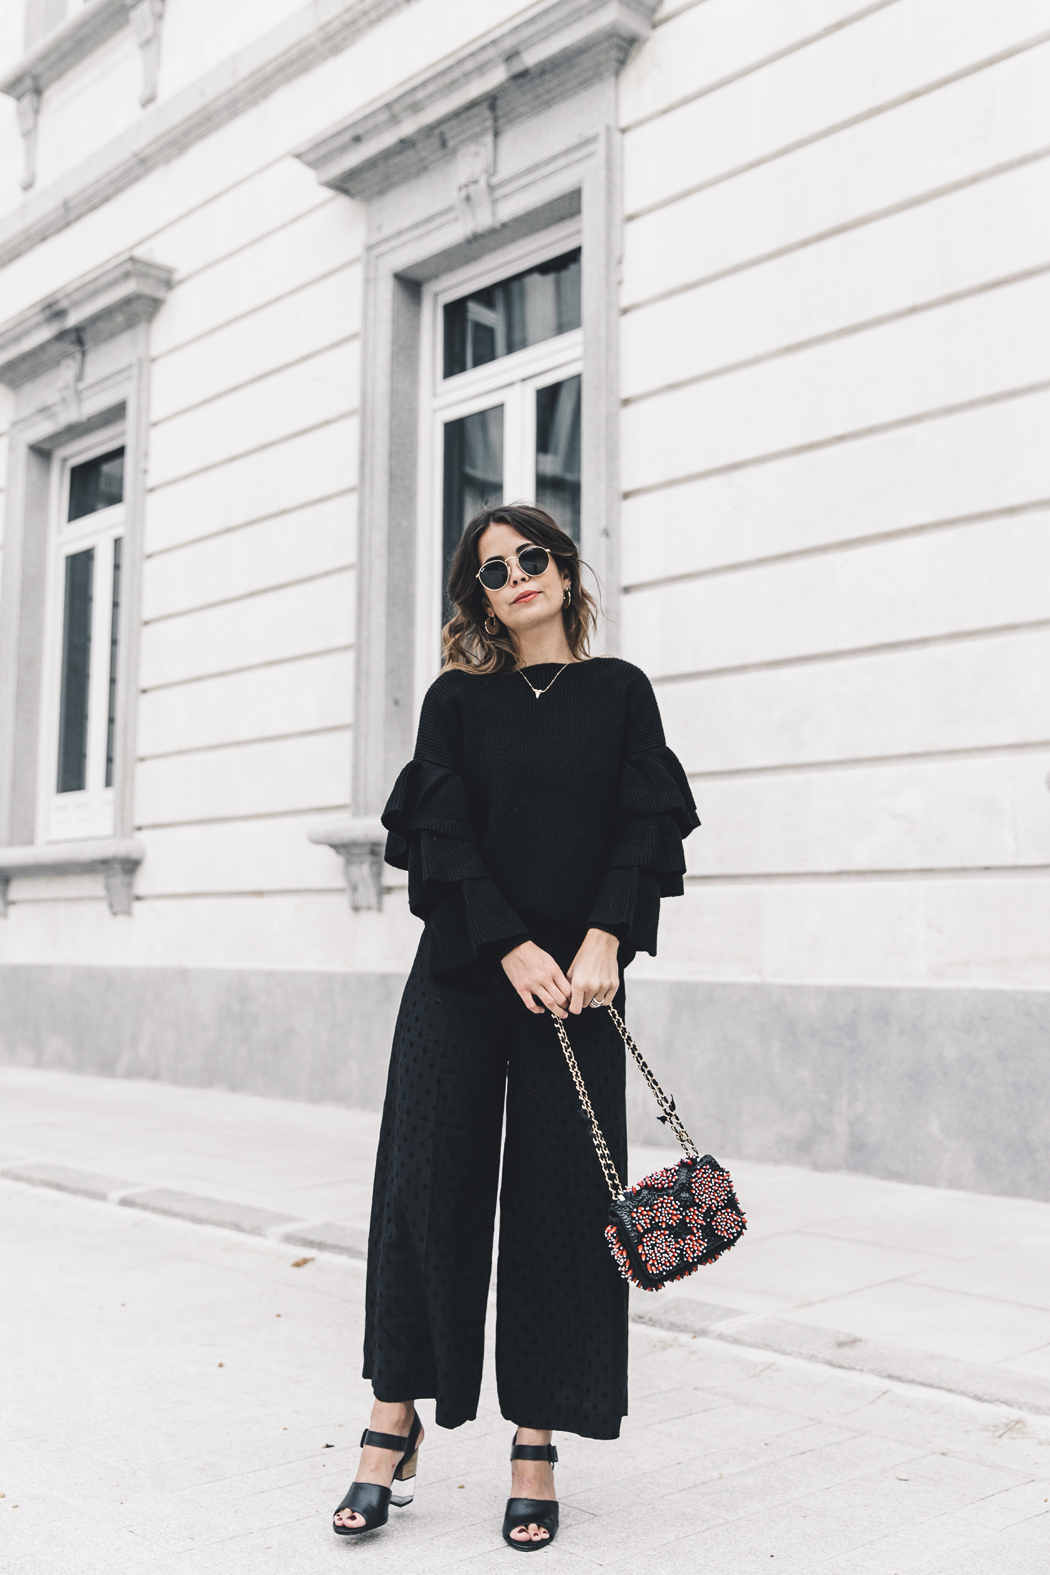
[552,1007,747,1292]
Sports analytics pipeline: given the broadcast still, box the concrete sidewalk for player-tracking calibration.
[2,1164,1049,1573]
[2,1065,1050,1419]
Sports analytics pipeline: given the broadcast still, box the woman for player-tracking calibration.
[333,504,698,1549]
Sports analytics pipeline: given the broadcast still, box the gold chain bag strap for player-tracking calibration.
[552,1006,747,1292]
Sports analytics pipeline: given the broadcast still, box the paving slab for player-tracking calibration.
[3,1064,1050,1423]
[2,1180,1049,1575]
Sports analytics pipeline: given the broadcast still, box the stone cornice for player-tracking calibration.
[0,252,174,388]
[0,0,133,101]
[295,0,658,200]
[0,0,411,273]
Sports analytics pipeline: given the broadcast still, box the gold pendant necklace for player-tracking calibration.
[519,663,568,700]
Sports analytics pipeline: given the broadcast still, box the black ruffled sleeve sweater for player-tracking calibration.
[381,657,699,978]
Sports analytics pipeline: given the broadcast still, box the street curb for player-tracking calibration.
[0,1159,141,1200]
[280,1220,368,1257]
[711,1315,1050,1419]
[0,1158,366,1259]
[5,1158,1049,1417]
[119,1186,300,1236]
[630,1297,1050,1418]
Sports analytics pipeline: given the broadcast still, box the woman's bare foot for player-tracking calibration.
[509,1427,556,1545]
[332,1399,421,1531]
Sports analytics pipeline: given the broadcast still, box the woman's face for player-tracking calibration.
[477,522,571,639]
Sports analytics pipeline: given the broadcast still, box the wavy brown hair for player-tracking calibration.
[441,504,598,673]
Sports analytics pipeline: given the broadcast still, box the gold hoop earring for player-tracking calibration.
[485,614,499,635]
[563,586,571,606]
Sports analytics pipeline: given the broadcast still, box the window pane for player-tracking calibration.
[105,537,122,790]
[535,375,581,542]
[443,249,581,378]
[57,547,94,794]
[442,405,503,619]
[68,447,124,522]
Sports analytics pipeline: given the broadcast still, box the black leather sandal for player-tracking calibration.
[332,1410,423,1537]
[502,1431,559,1552]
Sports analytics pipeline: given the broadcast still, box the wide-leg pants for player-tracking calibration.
[362,929,630,1439]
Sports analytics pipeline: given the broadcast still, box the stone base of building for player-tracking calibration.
[1,965,1045,1202]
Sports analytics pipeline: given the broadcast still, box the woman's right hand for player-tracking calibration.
[501,941,572,1018]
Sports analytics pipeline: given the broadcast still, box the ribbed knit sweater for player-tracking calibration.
[382,657,699,979]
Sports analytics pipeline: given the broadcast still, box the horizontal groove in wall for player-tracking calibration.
[621,262,1050,408]
[684,864,1050,885]
[3,894,112,906]
[652,0,709,27]
[117,151,306,282]
[133,888,348,901]
[136,803,349,831]
[139,723,352,763]
[147,411,358,492]
[622,377,1050,499]
[152,335,359,428]
[140,642,354,694]
[625,29,1050,223]
[15,155,293,332]
[687,739,1050,782]
[622,500,1050,593]
[650,617,1050,686]
[622,146,1050,314]
[152,257,360,364]
[171,192,345,291]
[146,487,358,559]
[624,0,901,132]
[142,563,353,626]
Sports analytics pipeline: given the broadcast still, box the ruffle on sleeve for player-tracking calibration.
[586,745,699,956]
[382,759,529,975]
[607,745,699,837]
[381,758,477,870]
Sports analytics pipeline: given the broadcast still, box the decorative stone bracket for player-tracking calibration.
[0,839,145,917]
[308,817,388,911]
[16,88,41,192]
[0,0,167,188]
[129,0,165,107]
[455,123,496,239]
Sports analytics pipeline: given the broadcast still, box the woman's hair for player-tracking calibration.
[441,503,598,673]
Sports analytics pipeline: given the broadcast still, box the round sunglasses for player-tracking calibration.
[475,545,552,591]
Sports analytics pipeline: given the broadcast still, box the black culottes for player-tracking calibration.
[362,930,630,1439]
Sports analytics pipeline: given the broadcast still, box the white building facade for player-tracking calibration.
[1,0,1047,1198]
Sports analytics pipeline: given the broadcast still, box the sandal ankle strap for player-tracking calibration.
[510,1442,558,1463]
[360,1413,420,1455]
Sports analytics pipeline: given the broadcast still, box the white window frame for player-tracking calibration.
[414,218,583,709]
[36,422,126,844]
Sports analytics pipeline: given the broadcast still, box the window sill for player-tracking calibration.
[308,816,386,911]
[0,837,144,916]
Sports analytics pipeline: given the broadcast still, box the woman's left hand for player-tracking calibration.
[567,928,620,1015]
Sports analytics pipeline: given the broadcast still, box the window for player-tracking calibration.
[38,432,125,841]
[418,226,583,670]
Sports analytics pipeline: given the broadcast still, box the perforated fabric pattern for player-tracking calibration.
[363,932,630,1440]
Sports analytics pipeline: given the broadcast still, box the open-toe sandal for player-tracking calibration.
[332,1409,422,1537]
[502,1431,559,1552]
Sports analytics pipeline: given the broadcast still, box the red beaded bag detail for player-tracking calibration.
[552,1008,747,1292]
